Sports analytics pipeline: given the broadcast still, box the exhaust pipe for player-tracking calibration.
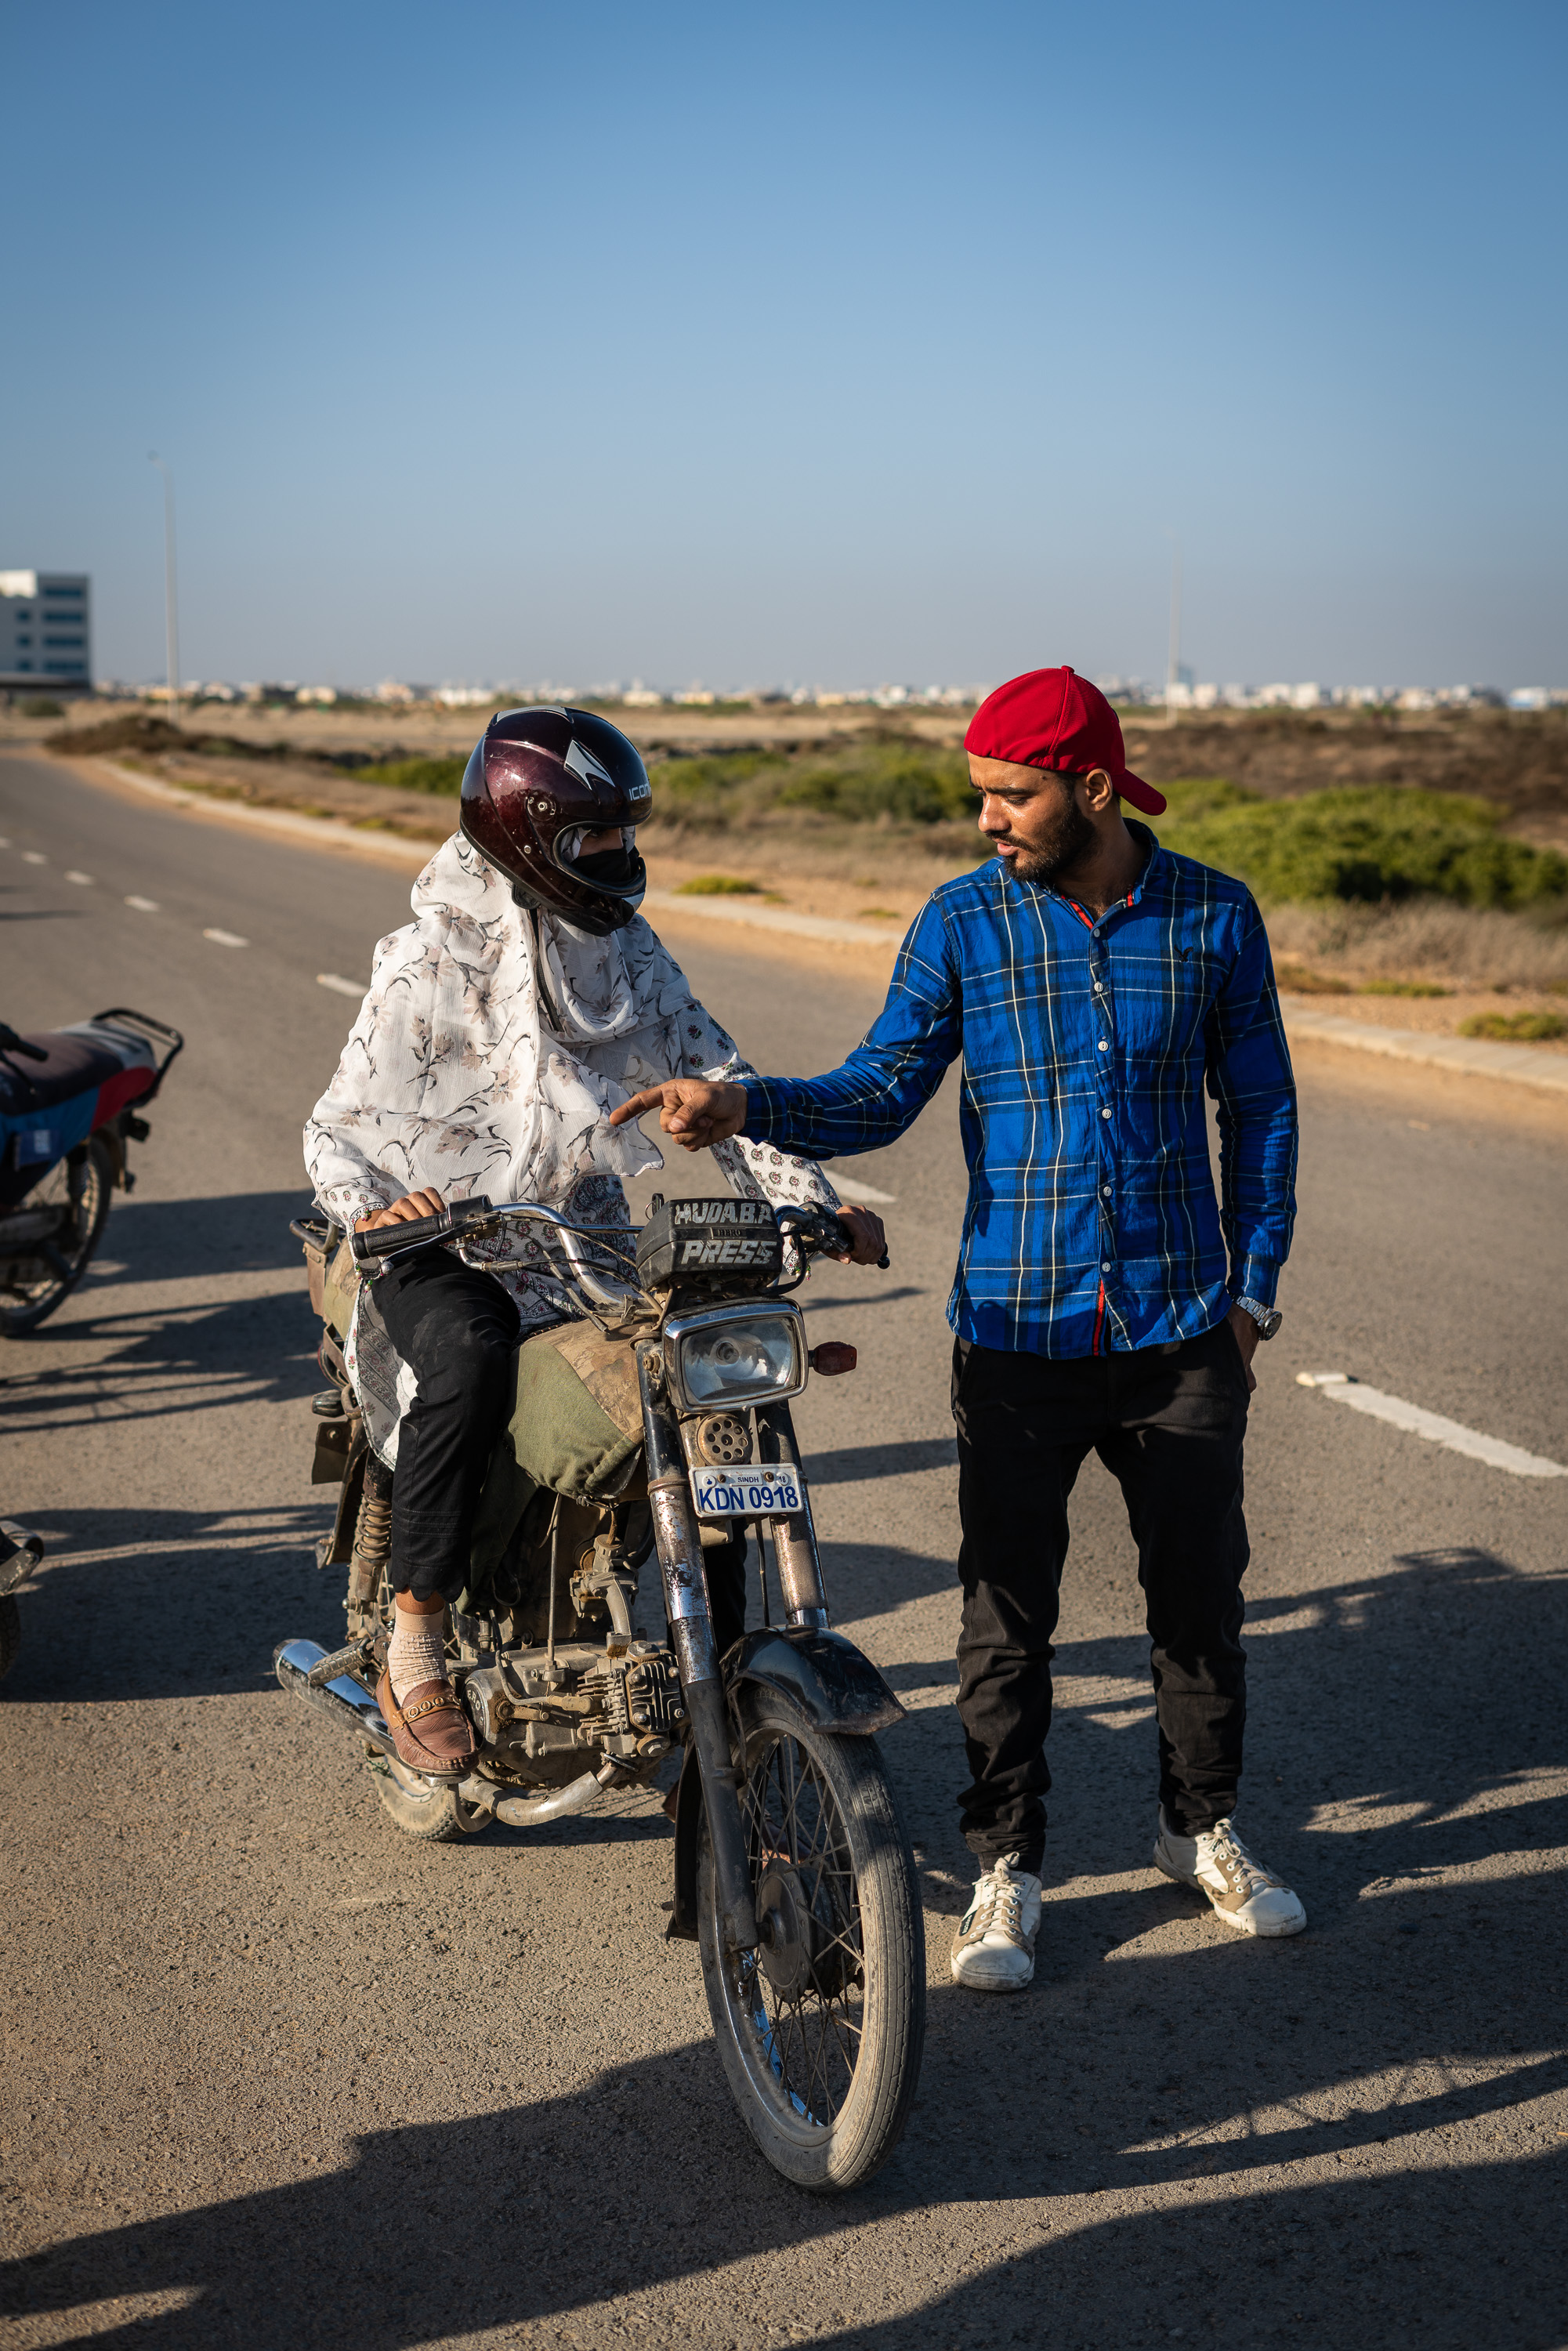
[275,1638,394,1754]
[275,1639,614,1828]
[458,1762,616,1829]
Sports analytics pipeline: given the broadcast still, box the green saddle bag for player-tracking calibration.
[465,1317,646,1594]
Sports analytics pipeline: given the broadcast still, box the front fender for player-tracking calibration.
[730,1625,906,1738]
[666,1627,906,1943]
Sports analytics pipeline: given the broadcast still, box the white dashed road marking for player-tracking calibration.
[1297,1370,1566,1479]
[203,928,248,948]
[316,973,364,998]
[63,871,94,885]
[842,1182,897,1203]
[21,850,45,865]
[125,896,160,913]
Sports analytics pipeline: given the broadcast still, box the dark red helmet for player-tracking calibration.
[459,706,654,935]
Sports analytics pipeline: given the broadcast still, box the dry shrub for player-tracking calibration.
[1264,898,1568,989]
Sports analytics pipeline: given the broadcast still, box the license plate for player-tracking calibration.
[690,1465,803,1518]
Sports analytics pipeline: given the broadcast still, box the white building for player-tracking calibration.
[0,570,92,691]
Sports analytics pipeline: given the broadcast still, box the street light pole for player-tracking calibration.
[1165,537,1182,730]
[147,454,180,711]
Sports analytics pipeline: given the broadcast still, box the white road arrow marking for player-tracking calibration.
[1296,1371,1565,1478]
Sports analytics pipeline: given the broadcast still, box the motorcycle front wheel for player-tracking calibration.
[698,1687,925,2193]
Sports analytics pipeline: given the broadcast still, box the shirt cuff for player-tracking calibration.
[742,1078,786,1140]
[1231,1254,1280,1309]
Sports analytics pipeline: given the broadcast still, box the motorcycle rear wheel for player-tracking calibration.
[0,1135,114,1338]
[698,1688,925,2193]
[370,1752,491,1842]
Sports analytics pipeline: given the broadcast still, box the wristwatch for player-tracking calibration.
[1233,1295,1284,1341]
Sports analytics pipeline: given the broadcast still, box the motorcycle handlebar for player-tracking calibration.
[0,1023,49,1063]
[779,1204,891,1272]
[349,1195,889,1275]
[349,1197,495,1262]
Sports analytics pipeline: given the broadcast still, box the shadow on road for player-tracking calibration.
[2,1965,1560,2348]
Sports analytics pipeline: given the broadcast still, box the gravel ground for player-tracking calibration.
[1,752,1564,2350]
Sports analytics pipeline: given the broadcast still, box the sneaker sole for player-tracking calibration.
[1153,1849,1306,1938]
[950,1956,1035,1991]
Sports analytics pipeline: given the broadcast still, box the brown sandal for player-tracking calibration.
[376,1669,477,1783]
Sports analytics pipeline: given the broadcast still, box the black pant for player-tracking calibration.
[372,1248,523,1603]
[368,1248,748,1642]
[951,1321,1251,1868]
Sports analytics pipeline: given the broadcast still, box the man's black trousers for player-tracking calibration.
[368,1248,747,1646]
[951,1320,1252,1869]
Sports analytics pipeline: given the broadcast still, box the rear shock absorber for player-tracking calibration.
[345,1455,394,1635]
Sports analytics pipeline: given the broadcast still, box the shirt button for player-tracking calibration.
[1100,1107,1111,1120]
[1097,1039,1107,1051]
[1101,1261,1111,1272]
[1102,1185,1112,1196]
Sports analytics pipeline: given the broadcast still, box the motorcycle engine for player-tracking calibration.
[462,1642,685,1777]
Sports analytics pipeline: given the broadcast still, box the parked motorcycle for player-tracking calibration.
[0,1011,183,1336]
[0,1520,44,1682]
[277,1190,925,2190]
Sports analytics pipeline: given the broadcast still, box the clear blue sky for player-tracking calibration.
[5,0,1565,690]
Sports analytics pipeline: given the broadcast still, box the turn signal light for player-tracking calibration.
[808,1342,858,1376]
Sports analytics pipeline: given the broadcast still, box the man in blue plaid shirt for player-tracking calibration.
[614,665,1306,1987]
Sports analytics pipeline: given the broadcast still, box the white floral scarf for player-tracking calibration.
[304,832,839,1335]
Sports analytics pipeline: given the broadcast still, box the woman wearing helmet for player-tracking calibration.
[303,707,885,1780]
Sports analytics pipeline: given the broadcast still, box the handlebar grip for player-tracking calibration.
[350,1213,448,1262]
[349,1194,495,1262]
[0,1027,49,1062]
[877,1249,890,1270]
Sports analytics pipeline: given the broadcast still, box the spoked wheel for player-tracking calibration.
[698,1688,925,2192]
[0,1135,114,1338]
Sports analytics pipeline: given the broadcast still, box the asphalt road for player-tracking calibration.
[2,751,1566,2351]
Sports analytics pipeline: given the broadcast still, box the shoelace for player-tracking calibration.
[973,1867,1025,1940]
[1201,1824,1276,1896]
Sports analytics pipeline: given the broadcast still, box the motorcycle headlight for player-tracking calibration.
[672,1311,804,1407]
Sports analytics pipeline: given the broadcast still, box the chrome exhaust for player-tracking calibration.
[274,1638,394,1754]
[275,1639,614,1827]
[458,1762,616,1828]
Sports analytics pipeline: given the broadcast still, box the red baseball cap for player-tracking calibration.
[964,666,1166,816]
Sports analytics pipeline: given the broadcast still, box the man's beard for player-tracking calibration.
[1001,793,1097,886]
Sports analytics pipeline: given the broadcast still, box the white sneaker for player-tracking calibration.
[1153,1811,1306,1937]
[950,1856,1043,1991]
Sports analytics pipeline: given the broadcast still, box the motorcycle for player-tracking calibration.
[277,1190,926,2191]
[0,1520,44,1682]
[0,1010,184,1337]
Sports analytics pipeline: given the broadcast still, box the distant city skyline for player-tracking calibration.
[4,2,1565,693]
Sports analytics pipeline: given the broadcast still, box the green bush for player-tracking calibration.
[18,696,64,718]
[1155,784,1568,911]
[648,734,972,831]
[350,755,467,795]
[674,874,762,894]
[776,738,973,825]
[1458,1010,1566,1042]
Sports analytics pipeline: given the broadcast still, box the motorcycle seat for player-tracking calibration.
[0,1022,157,1118]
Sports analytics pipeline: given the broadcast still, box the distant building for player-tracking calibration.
[0,570,91,690]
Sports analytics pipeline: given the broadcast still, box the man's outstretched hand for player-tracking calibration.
[608,1081,888,1267]
[609,1078,748,1151]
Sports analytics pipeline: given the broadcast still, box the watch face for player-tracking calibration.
[1258,1309,1283,1339]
